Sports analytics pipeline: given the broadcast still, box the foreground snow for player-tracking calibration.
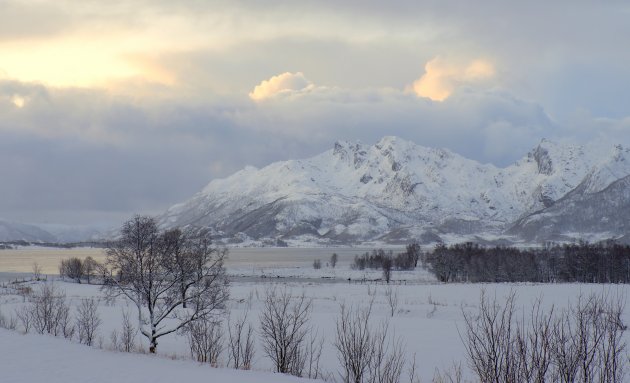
[0,328,318,383]
[2,276,629,382]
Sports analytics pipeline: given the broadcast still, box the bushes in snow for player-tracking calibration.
[462,291,627,383]
[259,287,323,378]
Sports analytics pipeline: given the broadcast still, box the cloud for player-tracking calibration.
[249,72,315,101]
[11,95,25,108]
[3,76,630,227]
[410,57,495,101]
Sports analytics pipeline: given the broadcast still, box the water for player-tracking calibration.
[0,246,398,274]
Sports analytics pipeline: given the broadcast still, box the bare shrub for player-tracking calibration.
[76,298,102,346]
[462,290,518,382]
[515,298,554,383]
[15,305,32,333]
[32,262,43,281]
[16,285,32,302]
[185,317,224,366]
[313,259,322,269]
[120,309,136,352]
[227,309,255,370]
[335,299,407,383]
[335,301,375,383]
[369,323,406,383]
[110,329,120,351]
[385,286,399,317]
[30,283,73,337]
[259,287,313,376]
[550,292,627,383]
[302,332,325,380]
[461,290,628,383]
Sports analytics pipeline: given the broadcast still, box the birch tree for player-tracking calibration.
[103,215,229,353]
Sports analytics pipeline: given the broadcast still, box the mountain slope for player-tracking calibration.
[508,174,630,242]
[161,137,630,245]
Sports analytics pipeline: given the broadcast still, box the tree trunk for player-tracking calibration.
[150,329,158,353]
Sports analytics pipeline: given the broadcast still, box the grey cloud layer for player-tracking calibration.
[1,1,629,226]
[3,78,628,225]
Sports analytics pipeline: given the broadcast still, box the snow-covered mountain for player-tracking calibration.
[0,220,57,243]
[160,137,630,245]
[0,220,107,243]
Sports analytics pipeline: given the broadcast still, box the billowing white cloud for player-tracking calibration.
[411,57,495,101]
[249,72,315,101]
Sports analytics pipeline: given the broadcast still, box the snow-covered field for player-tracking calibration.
[0,328,314,383]
[2,268,629,382]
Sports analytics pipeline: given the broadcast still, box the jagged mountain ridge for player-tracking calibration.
[160,137,630,244]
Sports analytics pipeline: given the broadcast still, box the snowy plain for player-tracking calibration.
[0,327,316,383]
[1,246,630,382]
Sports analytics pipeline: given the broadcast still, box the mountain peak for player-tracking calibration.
[161,136,630,245]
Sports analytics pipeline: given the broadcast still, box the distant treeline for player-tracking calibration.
[421,241,630,283]
[352,244,421,271]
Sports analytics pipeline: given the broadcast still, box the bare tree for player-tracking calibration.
[385,286,399,317]
[382,257,393,284]
[259,287,313,376]
[159,228,212,309]
[103,215,229,353]
[76,298,102,346]
[32,262,43,281]
[331,253,339,269]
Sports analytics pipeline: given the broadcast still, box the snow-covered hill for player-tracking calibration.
[161,137,630,245]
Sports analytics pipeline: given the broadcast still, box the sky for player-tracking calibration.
[1,0,630,227]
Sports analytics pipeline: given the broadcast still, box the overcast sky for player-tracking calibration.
[1,0,629,226]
